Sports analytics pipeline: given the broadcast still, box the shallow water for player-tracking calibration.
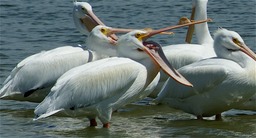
[0,0,255,137]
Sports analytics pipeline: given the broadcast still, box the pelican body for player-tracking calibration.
[0,46,105,102]
[156,28,256,119]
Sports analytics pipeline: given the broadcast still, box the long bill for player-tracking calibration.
[80,9,118,40]
[185,7,195,43]
[79,10,104,32]
[239,43,256,61]
[143,18,212,40]
[142,41,193,87]
[107,28,135,34]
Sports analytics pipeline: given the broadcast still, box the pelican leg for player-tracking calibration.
[103,123,110,128]
[215,114,222,121]
[196,115,203,120]
[89,119,97,127]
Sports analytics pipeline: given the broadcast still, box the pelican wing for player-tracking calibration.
[18,46,83,68]
[0,46,101,100]
[157,58,236,101]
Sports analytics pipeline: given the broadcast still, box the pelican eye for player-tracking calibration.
[81,7,86,11]
[232,37,241,45]
[135,33,142,39]
[100,28,107,35]
[137,48,143,51]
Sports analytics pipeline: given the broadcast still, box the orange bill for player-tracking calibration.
[143,18,212,40]
[239,43,256,61]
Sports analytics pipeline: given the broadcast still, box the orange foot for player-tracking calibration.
[103,123,110,128]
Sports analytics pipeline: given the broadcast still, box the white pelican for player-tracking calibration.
[34,27,192,128]
[148,0,216,98]
[73,0,256,111]
[73,1,104,35]
[0,2,129,102]
[0,47,107,102]
[73,1,118,40]
[187,0,256,111]
[185,0,213,44]
[155,28,256,120]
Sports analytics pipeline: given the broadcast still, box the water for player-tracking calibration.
[0,0,256,137]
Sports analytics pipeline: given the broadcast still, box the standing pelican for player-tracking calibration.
[34,26,192,128]
[186,0,213,44]
[148,0,216,98]
[74,0,256,111]
[186,0,256,111]
[155,28,256,120]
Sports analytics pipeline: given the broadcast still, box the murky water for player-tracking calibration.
[0,0,255,137]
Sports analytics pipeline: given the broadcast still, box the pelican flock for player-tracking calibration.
[0,0,255,130]
[34,27,192,128]
[35,20,211,128]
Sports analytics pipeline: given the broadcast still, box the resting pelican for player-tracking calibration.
[186,0,256,111]
[0,47,108,102]
[148,0,216,98]
[34,26,192,128]
[0,2,130,102]
[168,0,256,110]
[155,28,256,120]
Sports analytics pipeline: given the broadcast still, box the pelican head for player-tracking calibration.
[86,25,133,56]
[116,30,149,59]
[214,28,256,61]
[117,30,193,87]
[73,2,104,35]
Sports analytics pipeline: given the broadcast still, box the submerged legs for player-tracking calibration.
[215,114,222,121]
[89,119,97,127]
